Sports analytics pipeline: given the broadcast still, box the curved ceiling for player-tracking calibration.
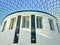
[0,0,60,25]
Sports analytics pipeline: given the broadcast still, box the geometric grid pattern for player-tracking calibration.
[0,0,60,25]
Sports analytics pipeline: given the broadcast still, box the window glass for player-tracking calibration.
[22,16,29,28]
[31,15,36,43]
[9,17,16,29]
[49,19,54,30]
[58,25,60,33]
[36,17,42,28]
[2,21,7,32]
[13,16,21,43]
[56,23,60,33]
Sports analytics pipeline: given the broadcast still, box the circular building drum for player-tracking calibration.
[1,10,59,45]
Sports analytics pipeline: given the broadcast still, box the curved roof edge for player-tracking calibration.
[3,10,57,21]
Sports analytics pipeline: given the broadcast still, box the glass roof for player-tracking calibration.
[0,0,60,25]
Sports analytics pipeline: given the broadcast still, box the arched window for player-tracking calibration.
[49,19,55,30]
[36,16,43,28]
[22,16,29,28]
[9,17,16,29]
[2,21,7,32]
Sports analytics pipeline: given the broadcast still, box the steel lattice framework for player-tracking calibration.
[0,0,60,24]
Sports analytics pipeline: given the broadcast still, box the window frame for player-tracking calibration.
[2,21,7,32]
[49,19,55,31]
[9,17,16,30]
[36,16,43,29]
[22,16,29,28]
